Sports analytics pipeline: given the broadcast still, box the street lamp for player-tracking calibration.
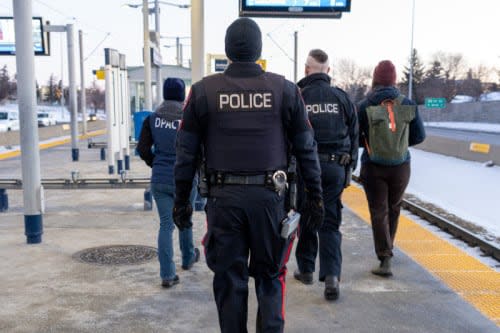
[125,0,190,107]
[408,0,415,101]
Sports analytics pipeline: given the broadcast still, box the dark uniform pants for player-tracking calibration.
[295,161,346,280]
[360,161,410,259]
[203,185,291,333]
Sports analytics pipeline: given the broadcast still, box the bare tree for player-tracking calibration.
[431,52,466,100]
[87,80,105,112]
[333,58,371,103]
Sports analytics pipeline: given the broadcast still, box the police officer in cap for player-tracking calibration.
[293,49,358,301]
[173,18,324,333]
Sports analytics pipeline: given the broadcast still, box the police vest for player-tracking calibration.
[301,84,350,154]
[149,114,180,184]
[202,72,287,172]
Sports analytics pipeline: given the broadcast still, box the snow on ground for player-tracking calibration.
[407,148,500,238]
[425,122,500,133]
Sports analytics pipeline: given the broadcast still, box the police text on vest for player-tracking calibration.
[218,92,273,111]
[155,118,180,129]
[306,103,339,114]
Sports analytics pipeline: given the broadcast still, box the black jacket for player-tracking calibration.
[297,73,358,170]
[174,62,322,202]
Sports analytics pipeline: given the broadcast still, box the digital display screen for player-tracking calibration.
[240,0,350,18]
[0,17,47,55]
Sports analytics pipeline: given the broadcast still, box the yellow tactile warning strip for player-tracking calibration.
[0,129,106,161]
[343,185,500,326]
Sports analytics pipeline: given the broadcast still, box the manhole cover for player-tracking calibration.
[73,245,157,265]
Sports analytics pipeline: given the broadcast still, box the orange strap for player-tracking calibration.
[382,100,397,132]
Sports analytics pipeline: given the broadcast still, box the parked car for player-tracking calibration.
[450,95,475,104]
[37,112,57,127]
[88,112,97,121]
[0,110,20,132]
[479,92,500,102]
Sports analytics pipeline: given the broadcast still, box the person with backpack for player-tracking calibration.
[293,49,358,301]
[357,60,425,277]
[137,77,200,288]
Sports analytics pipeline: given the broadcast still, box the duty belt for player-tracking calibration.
[318,153,351,165]
[209,173,273,186]
[209,171,288,194]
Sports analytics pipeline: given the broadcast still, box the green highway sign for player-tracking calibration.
[425,97,446,109]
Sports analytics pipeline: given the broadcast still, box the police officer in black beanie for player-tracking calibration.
[173,17,324,333]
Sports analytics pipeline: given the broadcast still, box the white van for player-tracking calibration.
[37,112,57,127]
[0,110,20,132]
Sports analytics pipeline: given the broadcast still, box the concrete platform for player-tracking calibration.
[0,141,498,332]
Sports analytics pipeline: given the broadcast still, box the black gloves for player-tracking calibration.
[173,180,194,230]
[173,202,193,230]
[344,167,352,188]
[302,196,325,231]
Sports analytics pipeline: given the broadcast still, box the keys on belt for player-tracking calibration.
[318,153,351,165]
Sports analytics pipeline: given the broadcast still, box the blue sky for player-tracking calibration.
[0,0,499,86]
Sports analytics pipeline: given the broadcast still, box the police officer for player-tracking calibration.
[137,78,199,288]
[293,49,358,301]
[173,18,324,333]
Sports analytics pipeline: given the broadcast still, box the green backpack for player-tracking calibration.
[365,95,416,165]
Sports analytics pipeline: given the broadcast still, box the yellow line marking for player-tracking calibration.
[469,142,491,154]
[343,185,500,327]
[0,129,106,160]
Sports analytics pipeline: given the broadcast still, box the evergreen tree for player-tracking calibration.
[401,49,425,103]
[0,65,10,101]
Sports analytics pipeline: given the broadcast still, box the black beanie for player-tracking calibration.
[163,77,185,101]
[225,18,262,62]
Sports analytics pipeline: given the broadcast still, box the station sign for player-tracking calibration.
[240,0,348,18]
[425,97,446,109]
[0,16,49,55]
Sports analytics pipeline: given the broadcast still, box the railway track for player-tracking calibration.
[352,175,500,262]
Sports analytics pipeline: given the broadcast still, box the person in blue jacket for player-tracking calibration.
[357,60,425,277]
[173,18,324,333]
[137,78,199,288]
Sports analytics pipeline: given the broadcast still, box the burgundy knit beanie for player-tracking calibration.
[372,60,396,87]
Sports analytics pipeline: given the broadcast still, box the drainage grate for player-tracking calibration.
[74,245,157,265]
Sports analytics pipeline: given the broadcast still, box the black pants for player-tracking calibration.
[360,161,410,260]
[295,161,346,280]
[204,185,291,333]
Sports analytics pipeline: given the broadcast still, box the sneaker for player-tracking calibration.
[293,269,313,285]
[182,248,200,270]
[371,257,392,277]
[324,276,339,301]
[161,275,179,288]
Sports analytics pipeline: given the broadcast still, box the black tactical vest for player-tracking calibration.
[202,72,287,173]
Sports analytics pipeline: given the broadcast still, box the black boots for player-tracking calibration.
[324,275,339,301]
[371,257,392,277]
[293,269,313,285]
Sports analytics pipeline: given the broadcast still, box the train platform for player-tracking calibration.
[0,139,499,332]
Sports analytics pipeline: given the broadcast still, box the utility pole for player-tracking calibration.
[143,0,152,110]
[154,0,162,106]
[191,0,204,83]
[67,24,79,161]
[79,30,87,136]
[13,0,44,244]
[294,31,298,83]
[408,0,415,100]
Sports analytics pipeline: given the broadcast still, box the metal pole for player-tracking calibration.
[176,36,180,66]
[191,0,204,83]
[79,30,87,136]
[408,0,415,100]
[154,0,162,106]
[294,31,298,83]
[13,0,44,244]
[143,0,152,110]
[67,24,79,161]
